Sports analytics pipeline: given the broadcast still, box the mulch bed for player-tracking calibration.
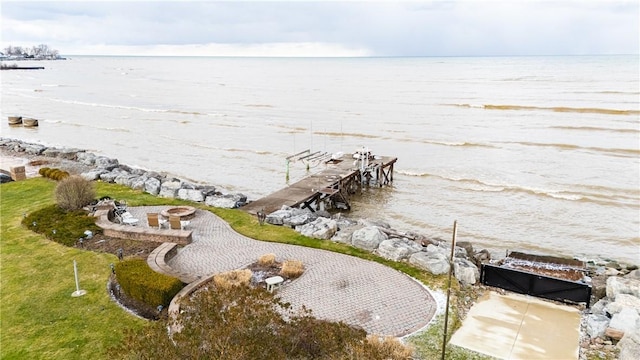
[75,233,159,258]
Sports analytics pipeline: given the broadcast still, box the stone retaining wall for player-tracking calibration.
[94,209,193,245]
[147,242,199,284]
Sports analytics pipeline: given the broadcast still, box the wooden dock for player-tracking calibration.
[242,151,397,215]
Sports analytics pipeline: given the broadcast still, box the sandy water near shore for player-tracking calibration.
[0,154,41,178]
[0,152,94,179]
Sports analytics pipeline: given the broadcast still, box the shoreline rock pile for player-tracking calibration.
[582,265,640,359]
[266,206,486,286]
[0,137,247,209]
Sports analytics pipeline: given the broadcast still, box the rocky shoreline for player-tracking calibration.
[0,137,248,209]
[1,136,638,359]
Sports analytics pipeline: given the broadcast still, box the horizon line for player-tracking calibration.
[57,53,638,59]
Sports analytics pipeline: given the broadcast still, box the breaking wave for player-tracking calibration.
[162,136,278,156]
[310,132,494,149]
[42,97,207,116]
[396,170,639,206]
[314,131,387,140]
[506,141,640,158]
[448,103,639,116]
[550,126,640,134]
[245,104,274,108]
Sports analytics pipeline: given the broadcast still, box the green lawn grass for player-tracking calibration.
[0,178,145,360]
[2,178,473,359]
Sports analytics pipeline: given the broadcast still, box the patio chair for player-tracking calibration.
[114,200,128,217]
[169,215,181,230]
[120,211,139,226]
[147,213,162,229]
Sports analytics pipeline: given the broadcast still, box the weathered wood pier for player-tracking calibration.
[242,149,397,215]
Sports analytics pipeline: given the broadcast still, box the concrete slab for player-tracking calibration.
[449,291,581,360]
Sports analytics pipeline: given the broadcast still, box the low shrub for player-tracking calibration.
[258,253,276,266]
[115,259,184,308]
[55,175,95,210]
[56,171,70,181]
[38,167,70,181]
[213,269,253,289]
[356,335,415,359]
[280,259,305,278]
[22,204,101,246]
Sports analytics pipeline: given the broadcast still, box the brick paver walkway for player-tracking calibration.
[128,206,437,337]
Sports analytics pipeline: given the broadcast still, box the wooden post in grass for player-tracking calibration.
[71,260,87,297]
[441,220,457,360]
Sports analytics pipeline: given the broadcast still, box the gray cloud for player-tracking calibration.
[1,1,638,56]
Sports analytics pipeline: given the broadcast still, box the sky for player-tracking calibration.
[1,0,638,57]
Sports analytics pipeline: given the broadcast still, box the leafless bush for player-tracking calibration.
[280,260,305,279]
[344,335,415,359]
[55,175,95,211]
[258,253,276,266]
[213,269,253,289]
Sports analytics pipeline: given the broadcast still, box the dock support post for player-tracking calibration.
[286,159,290,183]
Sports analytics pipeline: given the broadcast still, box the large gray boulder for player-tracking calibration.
[453,258,479,286]
[76,151,96,165]
[586,314,610,338]
[609,308,640,334]
[178,188,205,202]
[351,226,388,251]
[297,217,338,240]
[265,207,316,227]
[590,298,609,316]
[285,211,317,227]
[377,238,423,261]
[607,276,640,300]
[159,180,182,198]
[264,208,289,225]
[42,148,61,158]
[24,144,46,155]
[57,148,81,160]
[94,156,119,170]
[144,177,161,195]
[605,294,640,316]
[197,185,218,197]
[628,269,640,279]
[100,168,128,183]
[618,322,640,360]
[422,244,467,259]
[331,225,363,245]
[80,168,108,181]
[205,193,246,208]
[409,251,450,275]
[456,241,475,259]
[129,176,149,191]
[114,173,136,186]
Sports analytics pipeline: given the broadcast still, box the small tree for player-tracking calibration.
[55,175,95,211]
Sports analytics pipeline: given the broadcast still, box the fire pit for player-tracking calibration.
[161,206,196,219]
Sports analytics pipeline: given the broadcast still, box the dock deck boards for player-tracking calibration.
[242,154,396,215]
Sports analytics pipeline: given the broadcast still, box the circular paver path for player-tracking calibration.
[128,207,437,337]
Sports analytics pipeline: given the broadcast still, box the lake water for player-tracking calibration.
[1,55,638,264]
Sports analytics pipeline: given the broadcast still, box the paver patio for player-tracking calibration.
[127,206,438,336]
